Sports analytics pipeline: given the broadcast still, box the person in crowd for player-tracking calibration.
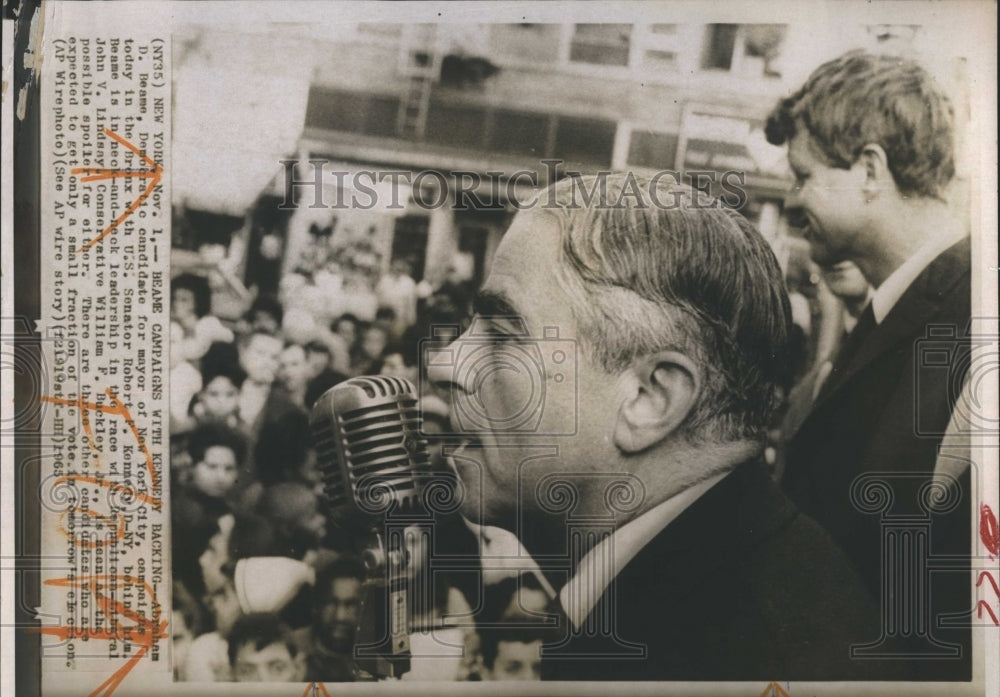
[236,331,285,427]
[480,624,552,682]
[239,294,285,337]
[229,613,307,683]
[767,51,970,678]
[190,362,247,431]
[278,342,313,409]
[291,557,365,682]
[234,330,308,492]
[327,313,360,373]
[186,424,244,505]
[304,339,333,380]
[185,558,244,681]
[376,341,420,385]
[376,258,419,336]
[775,260,871,481]
[786,262,870,424]
[171,272,235,365]
[428,173,889,680]
[331,313,360,351]
[169,321,204,434]
[256,482,329,562]
[171,581,204,682]
[173,425,246,542]
[303,339,349,408]
[350,322,390,376]
[171,425,246,608]
[433,263,475,321]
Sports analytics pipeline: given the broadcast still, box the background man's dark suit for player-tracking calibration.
[782,236,972,679]
[542,460,892,681]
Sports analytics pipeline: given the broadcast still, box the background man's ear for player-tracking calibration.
[613,351,700,454]
[859,143,892,199]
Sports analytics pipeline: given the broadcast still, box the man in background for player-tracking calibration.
[229,613,307,683]
[767,50,971,678]
[292,557,364,682]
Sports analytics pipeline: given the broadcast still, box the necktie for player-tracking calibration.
[814,303,876,403]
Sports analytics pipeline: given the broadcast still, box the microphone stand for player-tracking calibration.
[354,525,412,680]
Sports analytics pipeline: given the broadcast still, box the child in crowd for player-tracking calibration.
[186,424,245,505]
[171,273,234,364]
[191,362,247,431]
[172,426,246,599]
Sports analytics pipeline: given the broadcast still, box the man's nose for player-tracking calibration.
[334,603,352,622]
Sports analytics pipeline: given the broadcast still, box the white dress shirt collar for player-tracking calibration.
[870,233,967,324]
[558,470,728,630]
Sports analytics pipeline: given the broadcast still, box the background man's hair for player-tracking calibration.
[170,272,212,318]
[245,293,285,328]
[541,173,791,444]
[479,622,557,671]
[201,360,248,391]
[765,50,955,199]
[314,555,365,604]
[187,422,248,465]
[226,612,297,667]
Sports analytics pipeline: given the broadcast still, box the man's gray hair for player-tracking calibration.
[538,173,791,444]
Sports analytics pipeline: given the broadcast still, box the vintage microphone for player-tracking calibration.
[309,375,433,680]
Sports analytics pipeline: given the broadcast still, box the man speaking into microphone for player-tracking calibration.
[426,173,890,681]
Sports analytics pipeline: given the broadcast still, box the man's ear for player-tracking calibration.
[858,143,893,201]
[614,351,700,454]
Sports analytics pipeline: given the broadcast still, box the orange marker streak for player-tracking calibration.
[36,575,167,697]
[42,388,161,501]
[68,128,163,254]
[57,508,127,547]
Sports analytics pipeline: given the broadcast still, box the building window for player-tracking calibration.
[627,131,679,170]
[702,24,740,71]
[743,25,787,77]
[642,49,679,71]
[424,99,487,149]
[304,87,401,137]
[356,23,404,41]
[490,110,551,157]
[701,24,787,77]
[650,24,678,35]
[555,116,616,167]
[570,24,632,67]
[488,24,562,63]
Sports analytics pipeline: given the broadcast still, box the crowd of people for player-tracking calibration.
[168,222,559,682]
[169,49,972,683]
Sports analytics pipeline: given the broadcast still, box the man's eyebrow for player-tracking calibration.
[473,290,521,318]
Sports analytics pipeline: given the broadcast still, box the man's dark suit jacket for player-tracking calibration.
[782,236,972,679]
[542,460,893,681]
